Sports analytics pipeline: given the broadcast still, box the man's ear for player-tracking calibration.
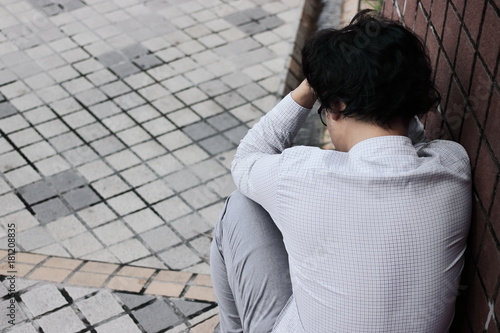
[330,112,342,121]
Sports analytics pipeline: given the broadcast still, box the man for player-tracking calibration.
[210,10,471,333]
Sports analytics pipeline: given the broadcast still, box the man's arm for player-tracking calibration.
[231,81,315,214]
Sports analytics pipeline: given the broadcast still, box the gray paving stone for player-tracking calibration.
[213,37,260,56]
[214,92,246,109]
[97,51,127,67]
[114,92,147,110]
[32,197,71,224]
[171,213,213,239]
[183,121,217,141]
[133,300,181,332]
[180,185,219,210]
[0,69,17,86]
[89,101,122,119]
[17,225,56,251]
[21,284,67,317]
[76,291,124,325]
[116,292,154,310]
[94,220,134,245]
[36,306,86,333]
[158,244,201,270]
[198,134,235,155]
[95,315,142,333]
[63,145,99,166]
[5,322,38,333]
[62,231,103,257]
[47,169,87,193]
[110,62,141,78]
[198,79,231,97]
[0,102,18,119]
[234,47,276,68]
[189,235,212,259]
[239,21,267,35]
[171,299,212,317]
[91,136,126,156]
[224,11,252,26]
[237,82,268,101]
[260,15,285,29]
[223,125,249,144]
[49,132,84,152]
[133,54,163,70]
[122,43,149,59]
[101,81,131,98]
[18,180,57,205]
[108,238,150,263]
[164,169,201,192]
[75,88,108,107]
[221,72,252,89]
[139,225,182,252]
[207,112,240,131]
[63,186,100,210]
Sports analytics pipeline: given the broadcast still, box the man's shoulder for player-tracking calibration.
[281,145,346,168]
[418,139,471,174]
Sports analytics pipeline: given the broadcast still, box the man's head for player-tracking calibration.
[302,10,440,130]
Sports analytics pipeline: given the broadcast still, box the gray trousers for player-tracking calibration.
[210,191,293,333]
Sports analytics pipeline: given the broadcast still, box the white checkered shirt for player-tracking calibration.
[232,93,472,333]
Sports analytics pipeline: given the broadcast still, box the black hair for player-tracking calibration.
[301,9,440,128]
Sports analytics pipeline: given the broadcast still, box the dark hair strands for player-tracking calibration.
[302,9,441,128]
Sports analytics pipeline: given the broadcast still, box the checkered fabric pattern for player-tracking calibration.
[232,94,472,332]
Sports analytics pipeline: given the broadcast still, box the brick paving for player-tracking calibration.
[0,0,303,331]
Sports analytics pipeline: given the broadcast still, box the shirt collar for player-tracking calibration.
[347,135,417,158]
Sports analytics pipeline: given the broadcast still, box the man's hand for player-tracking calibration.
[291,79,316,109]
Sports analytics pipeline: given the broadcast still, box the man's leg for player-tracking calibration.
[210,191,292,333]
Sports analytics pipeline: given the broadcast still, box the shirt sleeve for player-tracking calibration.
[231,93,311,216]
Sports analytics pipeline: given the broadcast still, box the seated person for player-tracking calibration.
[210,9,471,333]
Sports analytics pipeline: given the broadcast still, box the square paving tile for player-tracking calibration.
[92,175,130,198]
[77,202,117,228]
[1,210,39,233]
[158,244,201,270]
[116,292,154,310]
[199,135,235,155]
[171,299,212,318]
[164,168,201,192]
[122,208,164,234]
[0,101,18,119]
[46,215,86,241]
[171,213,213,239]
[36,306,86,333]
[32,197,71,224]
[108,238,150,263]
[183,121,217,141]
[76,290,124,325]
[5,165,42,190]
[133,300,181,332]
[95,314,142,333]
[140,225,182,252]
[94,220,134,246]
[21,284,67,317]
[18,179,57,205]
[47,169,87,193]
[63,186,100,210]
[17,226,56,251]
[62,231,103,257]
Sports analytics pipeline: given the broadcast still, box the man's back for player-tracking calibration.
[270,136,471,332]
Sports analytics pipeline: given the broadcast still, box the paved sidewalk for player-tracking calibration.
[0,0,303,331]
